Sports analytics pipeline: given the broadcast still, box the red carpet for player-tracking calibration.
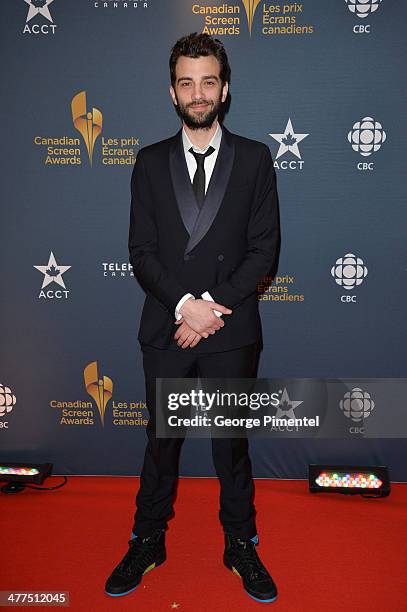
[2,476,407,611]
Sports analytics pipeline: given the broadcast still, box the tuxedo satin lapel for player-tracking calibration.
[169,131,200,236]
[184,126,235,256]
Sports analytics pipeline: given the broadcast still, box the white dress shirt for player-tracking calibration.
[183,121,222,193]
[175,123,223,321]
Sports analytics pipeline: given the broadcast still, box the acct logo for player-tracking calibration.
[33,251,71,300]
[348,117,386,171]
[331,253,368,303]
[268,387,321,434]
[274,388,303,420]
[23,0,58,35]
[0,384,16,430]
[339,387,375,434]
[269,119,309,171]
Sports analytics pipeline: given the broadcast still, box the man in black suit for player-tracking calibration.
[105,33,280,604]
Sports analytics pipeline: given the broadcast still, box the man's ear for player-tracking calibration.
[169,85,177,106]
[221,82,229,103]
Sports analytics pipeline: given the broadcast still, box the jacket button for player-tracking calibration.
[217,254,224,261]
[184,254,190,261]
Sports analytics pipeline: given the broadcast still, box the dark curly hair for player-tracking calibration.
[169,32,231,87]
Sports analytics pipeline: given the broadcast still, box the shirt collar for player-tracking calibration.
[182,122,222,156]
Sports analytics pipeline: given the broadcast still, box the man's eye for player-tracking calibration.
[181,82,191,87]
[205,81,215,86]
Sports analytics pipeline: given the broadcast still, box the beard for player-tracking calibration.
[175,92,223,130]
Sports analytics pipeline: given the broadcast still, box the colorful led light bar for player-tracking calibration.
[0,466,40,476]
[309,464,390,497]
[315,472,382,489]
[0,462,52,485]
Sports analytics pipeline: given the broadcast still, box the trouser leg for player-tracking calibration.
[197,343,261,539]
[132,346,196,537]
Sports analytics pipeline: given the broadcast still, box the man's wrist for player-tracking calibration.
[201,290,222,317]
[175,293,195,320]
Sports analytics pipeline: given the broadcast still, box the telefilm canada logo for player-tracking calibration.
[93,0,149,9]
[22,0,58,35]
[33,251,71,300]
[345,0,383,34]
[0,384,17,430]
[33,91,140,167]
[348,117,386,170]
[330,253,368,303]
[49,361,147,427]
[191,0,314,37]
[102,262,134,278]
[268,119,309,171]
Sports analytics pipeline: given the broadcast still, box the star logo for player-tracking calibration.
[24,0,54,23]
[34,252,71,289]
[269,119,309,159]
[275,388,303,419]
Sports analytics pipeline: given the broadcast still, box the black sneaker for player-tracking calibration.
[105,529,166,597]
[223,534,278,603]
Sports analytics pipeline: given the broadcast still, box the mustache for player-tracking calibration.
[188,100,213,107]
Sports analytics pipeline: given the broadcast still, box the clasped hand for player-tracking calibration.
[174,298,232,349]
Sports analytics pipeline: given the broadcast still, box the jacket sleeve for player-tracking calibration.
[208,145,280,309]
[128,150,190,313]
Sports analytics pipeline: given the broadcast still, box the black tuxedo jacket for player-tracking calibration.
[128,124,280,353]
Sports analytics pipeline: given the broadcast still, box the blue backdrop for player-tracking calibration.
[1,0,406,480]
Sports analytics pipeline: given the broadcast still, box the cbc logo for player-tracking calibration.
[348,117,386,166]
[331,253,368,290]
[340,387,375,433]
[331,253,368,302]
[0,384,16,429]
[345,0,383,19]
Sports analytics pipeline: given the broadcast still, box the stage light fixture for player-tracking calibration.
[308,464,390,498]
[0,462,53,494]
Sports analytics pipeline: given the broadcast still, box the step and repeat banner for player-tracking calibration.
[1,0,406,480]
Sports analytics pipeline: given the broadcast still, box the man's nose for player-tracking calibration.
[191,83,204,100]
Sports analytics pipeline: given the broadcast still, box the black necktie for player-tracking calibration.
[189,146,215,209]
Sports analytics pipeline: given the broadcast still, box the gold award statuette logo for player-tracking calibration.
[242,0,261,35]
[71,91,102,166]
[84,361,113,426]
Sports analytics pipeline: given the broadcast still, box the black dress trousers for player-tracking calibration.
[132,342,260,540]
